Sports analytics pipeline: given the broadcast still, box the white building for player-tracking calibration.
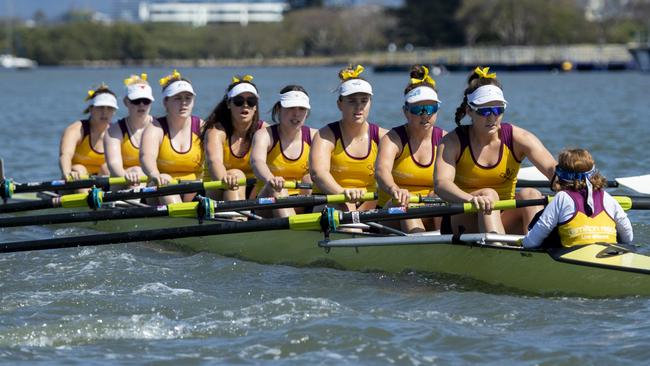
[138,1,289,26]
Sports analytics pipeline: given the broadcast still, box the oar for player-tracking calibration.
[0,176,150,201]
[516,166,650,194]
[0,192,377,228]
[0,198,547,253]
[0,179,250,213]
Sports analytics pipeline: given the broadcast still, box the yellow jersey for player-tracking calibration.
[156,116,203,181]
[558,190,617,247]
[326,121,379,193]
[117,118,141,170]
[378,124,444,205]
[454,123,521,200]
[71,119,105,175]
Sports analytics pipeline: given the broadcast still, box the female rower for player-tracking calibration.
[310,65,388,211]
[104,73,154,187]
[434,67,556,235]
[522,148,632,248]
[202,75,268,201]
[140,70,204,204]
[376,65,446,233]
[250,85,316,217]
[59,84,118,180]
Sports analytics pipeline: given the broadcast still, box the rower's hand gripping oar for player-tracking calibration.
[0,198,546,254]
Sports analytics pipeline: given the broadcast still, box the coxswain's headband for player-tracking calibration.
[228,83,259,99]
[280,91,310,109]
[405,86,440,104]
[467,85,507,106]
[555,165,598,212]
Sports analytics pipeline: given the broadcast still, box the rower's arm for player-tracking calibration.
[103,123,126,177]
[250,128,274,184]
[434,133,473,203]
[309,128,342,194]
[139,122,163,181]
[375,131,401,195]
[513,125,557,180]
[58,121,83,178]
[203,128,227,181]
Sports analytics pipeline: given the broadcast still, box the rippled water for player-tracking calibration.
[1,67,650,364]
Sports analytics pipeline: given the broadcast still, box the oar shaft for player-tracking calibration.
[517,180,619,188]
[0,198,56,213]
[0,206,168,228]
[0,218,291,253]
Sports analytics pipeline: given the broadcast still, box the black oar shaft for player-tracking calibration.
[14,178,111,193]
[103,182,205,202]
[0,199,55,213]
[631,196,650,210]
[212,195,327,211]
[517,180,619,188]
[0,207,168,228]
[0,218,290,253]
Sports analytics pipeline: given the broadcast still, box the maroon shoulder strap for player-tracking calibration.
[157,117,169,136]
[301,125,312,145]
[327,121,342,142]
[433,126,444,146]
[270,124,280,150]
[369,123,380,144]
[117,118,128,137]
[393,125,408,147]
[191,116,201,136]
[81,119,91,137]
[500,123,514,151]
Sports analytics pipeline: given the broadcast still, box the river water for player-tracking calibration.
[1,67,649,364]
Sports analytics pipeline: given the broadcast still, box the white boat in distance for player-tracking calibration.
[0,54,37,69]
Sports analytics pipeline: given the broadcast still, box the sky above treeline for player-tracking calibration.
[1,0,402,20]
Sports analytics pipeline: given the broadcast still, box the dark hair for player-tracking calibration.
[202,77,260,145]
[551,148,607,191]
[271,85,309,124]
[83,84,116,114]
[404,65,437,95]
[454,67,504,126]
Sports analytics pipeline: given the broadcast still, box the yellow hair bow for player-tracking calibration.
[341,65,365,80]
[124,73,148,86]
[159,69,182,87]
[87,89,96,99]
[231,74,254,84]
[410,66,436,87]
[474,66,497,79]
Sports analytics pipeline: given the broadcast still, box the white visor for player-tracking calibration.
[280,91,310,109]
[339,79,373,96]
[127,83,154,101]
[92,93,118,109]
[405,86,440,104]
[467,85,507,106]
[163,80,196,97]
[227,83,259,99]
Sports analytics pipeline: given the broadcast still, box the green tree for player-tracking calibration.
[391,0,465,47]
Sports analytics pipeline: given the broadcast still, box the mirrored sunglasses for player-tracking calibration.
[470,105,506,117]
[231,96,258,107]
[407,104,439,116]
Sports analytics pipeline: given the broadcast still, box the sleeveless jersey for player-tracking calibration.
[71,119,105,175]
[117,118,141,169]
[327,121,380,193]
[156,116,203,180]
[218,120,264,180]
[558,190,617,247]
[256,124,312,195]
[454,123,521,200]
[378,124,444,205]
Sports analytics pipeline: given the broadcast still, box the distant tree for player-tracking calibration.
[391,0,465,47]
[287,0,324,10]
[32,10,47,25]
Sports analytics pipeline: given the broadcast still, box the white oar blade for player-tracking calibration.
[517,166,548,181]
[616,175,650,195]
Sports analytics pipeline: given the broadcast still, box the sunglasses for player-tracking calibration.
[231,96,258,108]
[129,98,152,106]
[407,104,439,116]
[469,105,506,117]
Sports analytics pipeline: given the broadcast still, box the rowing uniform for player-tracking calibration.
[454,123,520,200]
[522,190,633,248]
[323,121,380,193]
[221,120,265,179]
[256,124,311,195]
[71,119,105,175]
[117,118,140,169]
[156,116,203,181]
[378,124,444,206]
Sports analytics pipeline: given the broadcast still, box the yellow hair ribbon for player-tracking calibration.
[87,89,96,99]
[231,74,254,84]
[410,66,435,87]
[159,69,182,87]
[341,65,365,80]
[474,66,497,79]
[124,73,149,86]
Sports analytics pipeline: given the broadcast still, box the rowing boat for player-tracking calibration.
[6,192,650,298]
